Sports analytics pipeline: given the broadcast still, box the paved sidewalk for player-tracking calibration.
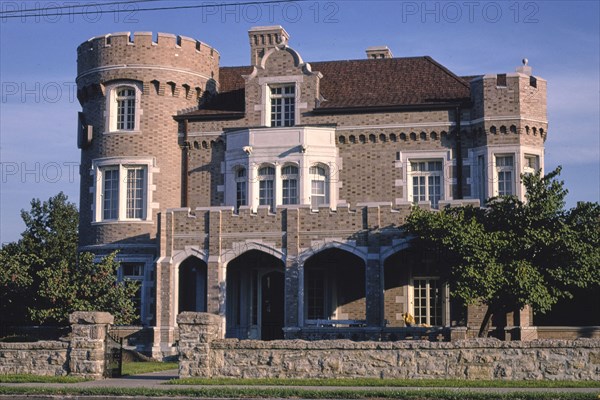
[1,370,599,395]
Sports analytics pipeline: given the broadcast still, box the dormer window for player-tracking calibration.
[270,85,295,127]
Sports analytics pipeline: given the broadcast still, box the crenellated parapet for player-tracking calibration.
[76,32,220,105]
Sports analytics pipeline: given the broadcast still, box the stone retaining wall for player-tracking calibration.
[178,312,600,381]
[0,312,113,379]
[208,338,600,380]
[0,341,69,376]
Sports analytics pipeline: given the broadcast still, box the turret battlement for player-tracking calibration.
[77,31,220,79]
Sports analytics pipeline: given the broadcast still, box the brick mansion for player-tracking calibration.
[75,26,548,357]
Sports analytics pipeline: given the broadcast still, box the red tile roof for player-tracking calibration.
[179,56,471,118]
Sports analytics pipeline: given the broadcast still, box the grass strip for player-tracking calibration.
[0,374,88,383]
[168,377,600,388]
[0,386,597,399]
[121,361,178,376]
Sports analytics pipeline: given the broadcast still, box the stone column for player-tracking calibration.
[177,312,221,378]
[68,311,113,379]
[365,255,382,327]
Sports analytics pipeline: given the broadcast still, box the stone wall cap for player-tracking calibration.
[177,311,221,325]
[69,311,114,325]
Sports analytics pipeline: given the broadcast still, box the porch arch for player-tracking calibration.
[301,247,367,324]
[224,249,285,340]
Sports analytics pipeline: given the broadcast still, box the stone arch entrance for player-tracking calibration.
[178,257,207,313]
[225,250,285,340]
[303,248,366,324]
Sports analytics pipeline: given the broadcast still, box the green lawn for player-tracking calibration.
[167,377,600,388]
[121,361,178,376]
[0,374,88,383]
[0,386,597,399]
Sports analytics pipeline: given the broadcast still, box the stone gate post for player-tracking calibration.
[177,312,221,378]
[68,311,113,379]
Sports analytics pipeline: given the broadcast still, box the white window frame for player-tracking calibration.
[258,164,275,210]
[408,277,449,327]
[91,157,157,223]
[523,154,539,175]
[470,145,544,203]
[235,167,247,209]
[396,150,451,208]
[409,160,443,209]
[269,84,296,127]
[257,76,306,127]
[105,81,142,134]
[495,154,515,196]
[281,164,299,205]
[309,164,330,209]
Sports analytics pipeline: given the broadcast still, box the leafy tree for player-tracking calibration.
[0,193,138,326]
[30,252,139,325]
[405,167,600,336]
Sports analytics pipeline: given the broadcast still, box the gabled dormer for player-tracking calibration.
[244,26,322,127]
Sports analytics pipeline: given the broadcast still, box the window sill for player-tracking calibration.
[92,219,154,225]
[104,130,142,135]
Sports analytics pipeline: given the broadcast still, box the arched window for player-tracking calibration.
[258,165,275,210]
[309,164,329,209]
[235,167,247,209]
[281,165,298,205]
[115,86,136,130]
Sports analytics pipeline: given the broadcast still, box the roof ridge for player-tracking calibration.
[422,56,471,89]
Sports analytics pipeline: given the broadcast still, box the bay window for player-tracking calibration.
[310,165,329,209]
[258,165,275,210]
[281,165,298,205]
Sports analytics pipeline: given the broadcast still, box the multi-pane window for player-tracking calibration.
[126,167,145,219]
[99,165,147,221]
[478,155,486,206]
[413,278,442,326]
[258,165,275,210]
[116,87,136,130]
[306,269,326,320]
[496,155,514,196]
[411,160,443,208]
[235,168,247,209]
[281,165,298,205]
[102,168,119,220]
[121,262,144,324]
[310,165,329,209]
[524,154,539,175]
[270,85,295,127]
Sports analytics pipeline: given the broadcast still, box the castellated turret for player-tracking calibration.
[76,32,220,249]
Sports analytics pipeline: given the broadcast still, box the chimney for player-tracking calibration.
[248,25,290,66]
[516,58,532,76]
[366,46,393,59]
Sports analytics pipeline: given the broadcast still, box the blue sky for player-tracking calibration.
[1,0,599,244]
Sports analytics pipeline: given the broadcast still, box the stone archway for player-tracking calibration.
[302,248,366,324]
[178,257,207,313]
[225,250,285,340]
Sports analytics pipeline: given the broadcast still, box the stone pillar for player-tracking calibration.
[365,255,382,327]
[506,305,538,341]
[68,311,113,379]
[177,312,221,378]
